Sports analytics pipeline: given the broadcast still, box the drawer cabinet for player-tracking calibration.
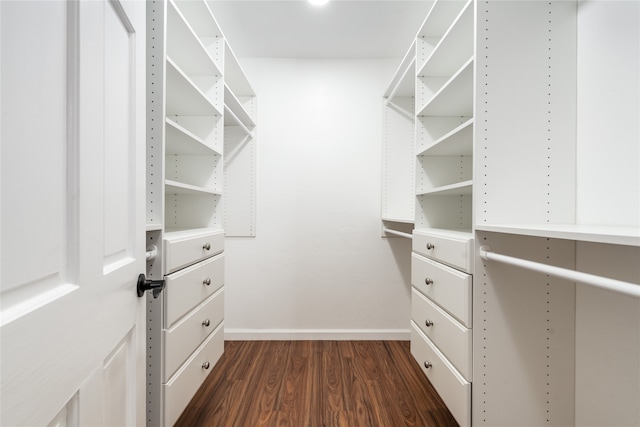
[164,229,224,274]
[411,323,471,427]
[413,229,473,273]
[412,288,471,380]
[412,253,472,327]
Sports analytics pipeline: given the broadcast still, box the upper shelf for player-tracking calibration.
[384,40,416,100]
[224,41,255,98]
[418,118,473,156]
[165,118,222,156]
[418,0,474,78]
[224,84,255,128]
[417,57,473,116]
[476,224,640,247]
[167,0,221,78]
[166,58,221,117]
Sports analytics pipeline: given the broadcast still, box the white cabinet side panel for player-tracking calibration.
[576,0,639,227]
[475,0,577,226]
[473,232,576,426]
[575,242,640,426]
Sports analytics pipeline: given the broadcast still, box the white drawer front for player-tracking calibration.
[413,230,472,273]
[164,321,224,427]
[412,288,471,381]
[163,288,224,382]
[164,254,224,328]
[164,229,224,274]
[410,322,471,427]
[412,253,472,327]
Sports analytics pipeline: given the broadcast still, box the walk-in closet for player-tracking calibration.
[1,0,638,426]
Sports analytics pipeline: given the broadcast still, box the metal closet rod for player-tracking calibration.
[479,246,640,299]
[383,228,413,239]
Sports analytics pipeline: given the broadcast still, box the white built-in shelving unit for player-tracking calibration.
[383,0,639,425]
[145,0,256,424]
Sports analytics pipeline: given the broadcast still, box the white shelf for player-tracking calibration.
[166,58,221,117]
[167,0,221,78]
[224,41,255,97]
[475,224,640,247]
[147,223,163,232]
[224,84,255,128]
[165,180,222,196]
[419,118,473,156]
[414,227,473,240]
[164,226,224,242]
[384,40,416,100]
[165,118,221,156]
[417,180,473,197]
[382,217,415,224]
[418,0,474,77]
[417,57,474,117]
[174,0,221,39]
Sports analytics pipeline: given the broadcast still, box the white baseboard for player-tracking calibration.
[224,328,410,341]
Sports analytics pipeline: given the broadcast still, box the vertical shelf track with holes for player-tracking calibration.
[145,1,257,425]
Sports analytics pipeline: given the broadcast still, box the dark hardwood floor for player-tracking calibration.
[175,340,458,427]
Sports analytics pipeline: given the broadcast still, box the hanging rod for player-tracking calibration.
[383,228,413,239]
[479,246,640,299]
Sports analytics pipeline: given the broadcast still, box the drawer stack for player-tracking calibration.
[410,229,473,427]
[148,229,225,427]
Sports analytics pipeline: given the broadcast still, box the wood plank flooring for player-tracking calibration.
[175,341,458,427]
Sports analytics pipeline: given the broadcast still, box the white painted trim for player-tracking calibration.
[224,329,410,341]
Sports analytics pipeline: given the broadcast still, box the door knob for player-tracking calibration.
[137,274,165,298]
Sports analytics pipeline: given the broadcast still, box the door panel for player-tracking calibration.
[0,1,146,425]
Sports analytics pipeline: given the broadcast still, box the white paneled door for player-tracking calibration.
[1,1,146,425]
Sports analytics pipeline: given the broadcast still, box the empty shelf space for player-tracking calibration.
[417,180,473,196]
[224,84,255,127]
[166,58,221,117]
[384,41,416,100]
[166,118,221,156]
[417,57,473,117]
[418,118,473,156]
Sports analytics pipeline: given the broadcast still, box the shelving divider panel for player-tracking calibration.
[417,180,473,197]
[224,84,255,127]
[418,0,474,77]
[417,57,473,117]
[419,118,474,156]
[475,224,640,247]
[166,0,221,77]
[174,0,222,39]
[166,58,221,116]
[165,118,221,156]
[165,179,222,196]
[224,41,255,97]
[384,40,416,100]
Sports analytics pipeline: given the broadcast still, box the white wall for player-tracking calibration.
[224,58,413,340]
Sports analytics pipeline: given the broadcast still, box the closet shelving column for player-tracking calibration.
[408,1,475,426]
[146,0,226,425]
[223,41,257,237]
[381,40,416,238]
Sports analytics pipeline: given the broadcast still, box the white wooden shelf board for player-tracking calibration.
[418,180,473,196]
[165,179,222,196]
[167,0,221,77]
[147,223,163,232]
[174,0,222,39]
[224,41,255,97]
[165,118,221,156]
[414,227,473,240]
[475,224,640,247]
[418,1,474,77]
[384,41,416,99]
[382,217,415,224]
[166,58,221,117]
[417,57,474,117]
[419,118,473,156]
[224,84,255,127]
[164,226,224,242]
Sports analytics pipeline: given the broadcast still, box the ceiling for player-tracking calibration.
[206,0,434,59]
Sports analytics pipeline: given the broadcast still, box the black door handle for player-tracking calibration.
[137,274,165,298]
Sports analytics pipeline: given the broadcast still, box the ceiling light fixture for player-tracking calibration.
[308,0,330,6]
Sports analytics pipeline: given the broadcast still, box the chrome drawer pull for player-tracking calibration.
[425,277,433,286]
[424,361,432,369]
[203,278,211,286]
[203,242,211,251]
[202,361,210,370]
[426,242,435,250]
[425,319,433,327]
[202,319,210,327]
